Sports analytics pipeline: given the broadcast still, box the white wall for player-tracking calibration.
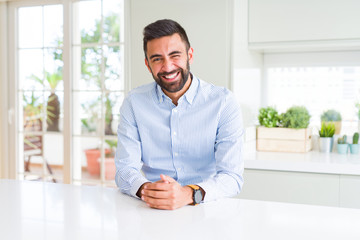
[232,0,263,128]
[129,0,232,89]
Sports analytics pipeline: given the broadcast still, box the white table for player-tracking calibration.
[1,179,360,240]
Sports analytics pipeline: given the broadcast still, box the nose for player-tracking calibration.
[161,57,174,72]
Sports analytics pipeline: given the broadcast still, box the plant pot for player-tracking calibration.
[105,157,116,180]
[349,144,360,154]
[337,144,348,154]
[84,149,101,176]
[84,148,112,176]
[319,137,333,153]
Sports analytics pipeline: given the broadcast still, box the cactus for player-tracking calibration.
[353,132,359,144]
[337,135,347,144]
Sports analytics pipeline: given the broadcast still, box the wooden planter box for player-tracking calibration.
[256,126,312,153]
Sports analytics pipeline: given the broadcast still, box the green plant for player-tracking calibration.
[353,132,359,144]
[105,139,117,157]
[321,109,342,122]
[319,122,335,138]
[337,135,347,144]
[258,107,279,128]
[356,103,360,120]
[280,106,311,129]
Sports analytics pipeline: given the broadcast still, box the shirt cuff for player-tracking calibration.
[197,180,217,203]
[130,177,149,199]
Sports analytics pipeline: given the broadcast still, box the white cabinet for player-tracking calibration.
[237,169,340,207]
[248,0,360,50]
[236,169,360,209]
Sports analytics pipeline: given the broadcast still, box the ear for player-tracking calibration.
[145,58,152,73]
[187,47,194,65]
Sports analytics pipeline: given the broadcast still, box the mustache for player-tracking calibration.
[158,68,182,78]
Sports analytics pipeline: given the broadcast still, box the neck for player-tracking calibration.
[163,74,192,106]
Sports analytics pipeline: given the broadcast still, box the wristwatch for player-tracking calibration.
[187,184,203,205]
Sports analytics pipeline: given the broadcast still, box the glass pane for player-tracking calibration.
[43,5,63,47]
[43,133,63,182]
[23,91,44,133]
[19,6,43,48]
[73,92,102,135]
[104,45,124,91]
[267,67,360,135]
[46,91,63,132]
[104,92,123,136]
[44,48,63,91]
[104,139,117,180]
[19,49,44,91]
[103,0,122,43]
[73,46,102,90]
[73,136,102,182]
[73,0,101,45]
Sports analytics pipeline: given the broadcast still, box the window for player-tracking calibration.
[264,52,360,135]
[10,0,126,186]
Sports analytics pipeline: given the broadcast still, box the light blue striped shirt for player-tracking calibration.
[115,75,244,202]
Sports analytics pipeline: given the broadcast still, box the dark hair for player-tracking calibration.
[143,19,190,58]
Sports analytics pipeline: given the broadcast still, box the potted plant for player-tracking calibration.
[319,122,335,153]
[349,132,359,154]
[321,109,342,135]
[258,106,279,128]
[104,139,117,180]
[337,135,348,154]
[257,106,312,153]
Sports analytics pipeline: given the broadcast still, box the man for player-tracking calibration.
[115,19,244,210]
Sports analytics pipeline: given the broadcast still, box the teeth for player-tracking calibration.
[164,72,177,79]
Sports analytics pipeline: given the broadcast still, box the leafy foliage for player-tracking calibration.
[319,122,335,137]
[353,132,359,144]
[321,109,342,122]
[258,107,279,128]
[356,103,360,120]
[280,106,311,129]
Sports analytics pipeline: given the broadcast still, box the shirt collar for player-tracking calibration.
[155,73,199,105]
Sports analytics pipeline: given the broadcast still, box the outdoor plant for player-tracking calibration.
[280,106,311,129]
[353,132,359,144]
[321,109,342,122]
[105,139,118,158]
[319,122,335,138]
[356,103,360,120]
[258,107,279,128]
[337,135,347,144]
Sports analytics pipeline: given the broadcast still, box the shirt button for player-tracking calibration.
[173,131,177,135]
[178,167,182,171]
[173,109,178,113]
[174,152,178,157]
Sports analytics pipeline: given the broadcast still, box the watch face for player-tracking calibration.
[194,189,203,204]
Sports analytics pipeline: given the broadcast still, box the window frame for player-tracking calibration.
[6,0,130,184]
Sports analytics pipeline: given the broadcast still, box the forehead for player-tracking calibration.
[146,33,187,56]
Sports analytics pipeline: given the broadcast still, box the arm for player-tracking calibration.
[115,97,149,198]
[196,93,244,202]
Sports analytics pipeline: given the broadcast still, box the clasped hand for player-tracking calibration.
[141,174,193,210]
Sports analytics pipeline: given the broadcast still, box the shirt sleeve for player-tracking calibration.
[197,92,244,202]
[115,96,149,198]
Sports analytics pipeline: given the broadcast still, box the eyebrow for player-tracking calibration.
[149,51,182,60]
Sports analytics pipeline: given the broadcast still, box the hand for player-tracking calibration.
[141,174,193,210]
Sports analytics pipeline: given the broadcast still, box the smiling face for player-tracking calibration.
[145,33,193,94]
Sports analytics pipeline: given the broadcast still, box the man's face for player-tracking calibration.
[145,33,193,93]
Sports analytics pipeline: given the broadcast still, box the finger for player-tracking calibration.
[144,182,173,191]
[160,174,176,183]
[142,195,173,206]
[142,189,171,199]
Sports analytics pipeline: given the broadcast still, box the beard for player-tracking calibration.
[150,60,191,93]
